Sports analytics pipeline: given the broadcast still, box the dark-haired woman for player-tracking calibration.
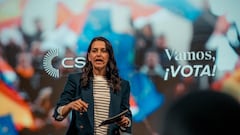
[53,36,132,135]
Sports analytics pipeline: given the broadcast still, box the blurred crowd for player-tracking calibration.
[0,0,240,135]
[133,10,240,133]
[0,18,73,134]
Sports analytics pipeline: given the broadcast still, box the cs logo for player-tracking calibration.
[43,49,86,78]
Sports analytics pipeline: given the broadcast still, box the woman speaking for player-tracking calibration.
[53,36,132,135]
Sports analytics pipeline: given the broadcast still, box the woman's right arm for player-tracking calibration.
[53,74,77,121]
[59,99,88,117]
[53,74,88,121]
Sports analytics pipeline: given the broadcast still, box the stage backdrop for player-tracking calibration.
[0,0,239,135]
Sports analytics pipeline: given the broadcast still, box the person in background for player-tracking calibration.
[206,15,238,80]
[162,89,240,135]
[53,36,132,135]
[134,23,154,69]
[153,34,179,70]
[140,49,165,78]
[19,18,44,51]
[15,51,36,101]
[153,34,187,99]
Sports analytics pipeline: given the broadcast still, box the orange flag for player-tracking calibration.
[0,80,35,130]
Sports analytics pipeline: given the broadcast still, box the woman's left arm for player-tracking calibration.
[119,80,132,133]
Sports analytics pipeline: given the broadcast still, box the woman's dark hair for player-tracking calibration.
[80,36,121,92]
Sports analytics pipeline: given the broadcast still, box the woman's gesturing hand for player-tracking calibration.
[117,116,130,127]
[67,99,88,112]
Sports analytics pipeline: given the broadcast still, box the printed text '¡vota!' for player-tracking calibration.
[163,49,216,81]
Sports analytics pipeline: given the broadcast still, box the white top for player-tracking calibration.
[93,75,110,135]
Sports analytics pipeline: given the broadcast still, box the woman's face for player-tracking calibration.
[88,40,109,72]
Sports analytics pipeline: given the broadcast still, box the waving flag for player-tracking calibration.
[153,0,202,21]
[0,80,35,130]
[0,114,18,135]
[56,0,90,34]
[128,72,164,122]
[0,58,34,130]
[0,57,17,86]
[0,0,27,29]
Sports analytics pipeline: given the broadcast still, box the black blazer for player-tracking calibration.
[53,73,132,135]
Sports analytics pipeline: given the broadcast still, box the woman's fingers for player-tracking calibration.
[117,116,129,127]
[71,103,82,111]
[70,99,88,112]
[77,99,88,111]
